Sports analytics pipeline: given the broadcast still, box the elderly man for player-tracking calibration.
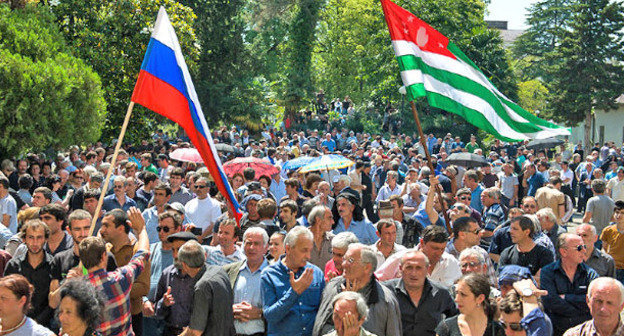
[383,250,457,336]
[371,219,406,267]
[480,187,506,239]
[537,207,567,250]
[583,179,615,235]
[563,277,624,336]
[177,240,235,336]
[324,232,359,281]
[223,227,270,336]
[262,226,325,336]
[577,224,615,278]
[334,193,377,245]
[313,243,401,336]
[324,291,377,336]
[309,205,335,269]
[376,171,402,205]
[541,233,599,336]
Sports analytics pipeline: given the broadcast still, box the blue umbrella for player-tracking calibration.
[282,156,317,171]
[299,154,354,173]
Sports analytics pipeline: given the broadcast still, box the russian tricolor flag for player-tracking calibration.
[131,7,243,222]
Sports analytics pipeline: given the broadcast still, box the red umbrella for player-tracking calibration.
[222,157,279,178]
[170,148,203,163]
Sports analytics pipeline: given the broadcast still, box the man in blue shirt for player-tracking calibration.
[143,210,181,335]
[262,226,325,336]
[142,182,172,243]
[333,193,377,245]
[321,133,336,152]
[541,233,598,336]
[102,176,137,212]
[523,164,546,197]
[463,170,484,213]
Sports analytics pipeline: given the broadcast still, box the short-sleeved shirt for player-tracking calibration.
[498,244,554,275]
[184,196,222,230]
[600,224,624,269]
[4,317,54,336]
[0,193,18,233]
[586,195,615,234]
[333,218,378,245]
[535,186,565,222]
[607,177,624,202]
[497,173,519,200]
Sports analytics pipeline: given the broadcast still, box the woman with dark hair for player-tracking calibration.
[28,162,44,193]
[436,274,505,336]
[57,279,104,336]
[0,274,54,335]
[44,174,63,204]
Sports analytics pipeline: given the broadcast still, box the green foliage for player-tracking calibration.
[512,0,576,81]
[0,4,106,158]
[546,0,624,125]
[517,79,549,113]
[50,0,198,142]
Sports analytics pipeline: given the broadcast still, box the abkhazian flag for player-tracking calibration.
[131,7,243,222]
[380,0,570,142]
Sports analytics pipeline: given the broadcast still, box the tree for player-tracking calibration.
[512,0,576,81]
[547,0,624,152]
[0,4,106,158]
[50,0,198,142]
[517,79,549,114]
[283,0,324,120]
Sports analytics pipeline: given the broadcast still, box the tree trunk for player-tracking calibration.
[584,109,592,155]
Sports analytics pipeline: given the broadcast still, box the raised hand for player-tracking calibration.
[289,268,314,295]
[127,207,145,233]
[163,286,175,307]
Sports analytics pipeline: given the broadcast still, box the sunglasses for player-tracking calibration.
[156,226,172,233]
[196,185,208,189]
[459,196,471,201]
[501,321,523,332]
[573,244,587,251]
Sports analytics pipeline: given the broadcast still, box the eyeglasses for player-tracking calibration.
[501,321,523,331]
[113,185,124,189]
[459,196,471,201]
[196,185,208,189]
[464,228,481,235]
[523,204,537,208]
[460,261,481,268]
[156,226,172,233]
[573,244,587,251]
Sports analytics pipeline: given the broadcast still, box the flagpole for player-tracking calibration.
[409,101,452,233]
[89,101,135,236]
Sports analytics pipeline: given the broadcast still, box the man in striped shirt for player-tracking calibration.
[81,207,150,336]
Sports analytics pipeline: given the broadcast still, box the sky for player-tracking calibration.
[486,0,540,30]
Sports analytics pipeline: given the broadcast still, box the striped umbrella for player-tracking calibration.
[281,156,317,171]
[299,154,354,173]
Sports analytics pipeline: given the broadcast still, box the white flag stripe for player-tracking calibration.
[393,40,532,124]
[400,69,424,87]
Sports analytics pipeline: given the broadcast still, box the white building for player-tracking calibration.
[568,95,624,146]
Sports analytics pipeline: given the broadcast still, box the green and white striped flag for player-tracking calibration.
[381,0,570,142]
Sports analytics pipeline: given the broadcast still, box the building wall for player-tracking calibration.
[569,106,624,146]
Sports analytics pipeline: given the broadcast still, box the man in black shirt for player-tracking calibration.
[48,209,117,309]
[498,215,554,276]
[383,250,457,336]
[4,219,54,327]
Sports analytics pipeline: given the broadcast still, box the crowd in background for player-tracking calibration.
[0,125,623,336]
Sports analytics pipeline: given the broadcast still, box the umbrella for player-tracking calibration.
[445,152,488,169]
[526,138,564,151]
[299,154,354,174]
[281,156,317,171]
[222,157,279,178]
[170,148,203,163]
[215,143,240,154]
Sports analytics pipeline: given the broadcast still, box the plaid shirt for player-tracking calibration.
[88,250,148,336]
[563,319,624,336]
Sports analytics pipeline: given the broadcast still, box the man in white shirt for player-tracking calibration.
[184,177,222,242]
[370,219,406,267]
[607,167,624,202]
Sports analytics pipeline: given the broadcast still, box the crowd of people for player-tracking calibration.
[0,125,623,336]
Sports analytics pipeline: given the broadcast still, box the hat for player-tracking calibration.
[247,181,262,192]
[332,175,342,183]
[165,202,185,215]
[498,265,535,286]
[167,231,198,243]
[66,165,77,173]
[241,194,263,209]
[408,167,418,173]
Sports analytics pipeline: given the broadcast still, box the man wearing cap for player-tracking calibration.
[334,193,377,245]
[184,177,222,242]
[143,210,182,335]
[143,182,172,243]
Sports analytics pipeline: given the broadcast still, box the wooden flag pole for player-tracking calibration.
[409,101,452,234]
[89,102,135,236]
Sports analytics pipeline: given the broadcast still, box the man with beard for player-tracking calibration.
[4,219,54,327]
[48,210,118,309]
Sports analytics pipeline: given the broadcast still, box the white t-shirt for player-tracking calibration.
[184,196,222,230]
[0,193,18,234]
[608,177,624,202]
